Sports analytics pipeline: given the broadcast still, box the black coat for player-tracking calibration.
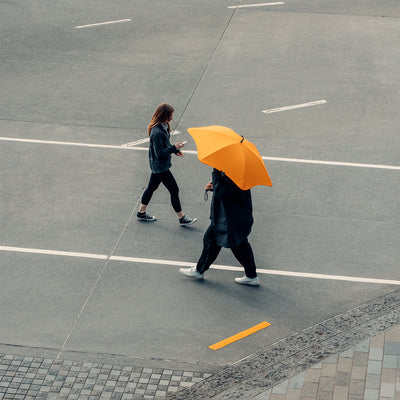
[210,169,253,248]
[148,124,177,173]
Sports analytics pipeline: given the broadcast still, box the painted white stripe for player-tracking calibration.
[255,268,400,285]
[75,19,132,29]
[121,130,181,147]
[261,156,400,170]
[0,246,108,260]
[0,137,148,152]
[228,2,284,9]
[263,100,327,114]
[1,137,399,170]
[122,137,149,147]
[111,255,195,267]
[1,245,400,286]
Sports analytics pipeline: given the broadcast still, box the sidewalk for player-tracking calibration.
[0,289,399,400]
[253,326,400,400]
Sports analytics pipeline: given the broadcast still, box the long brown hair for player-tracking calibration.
[147,103,175,136]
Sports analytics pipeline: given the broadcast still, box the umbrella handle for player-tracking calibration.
[204,189,213,201]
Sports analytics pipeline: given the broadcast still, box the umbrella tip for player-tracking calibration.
[240,136,244,143]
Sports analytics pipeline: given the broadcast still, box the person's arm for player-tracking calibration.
[151,130,177,159]
[174,142,185,157]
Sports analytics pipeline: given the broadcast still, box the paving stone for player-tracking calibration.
[321,363,336,378]
[363,388,379,400]
[335,371,351,386]
[385,342,400,355]
[288,371,305,389]
[367,360,382,375]
[365,373,381,389]
[348,379,365,395]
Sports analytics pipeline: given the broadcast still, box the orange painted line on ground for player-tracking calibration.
[209,321,271,351]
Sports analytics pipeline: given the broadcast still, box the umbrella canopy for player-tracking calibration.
[187,125,272,190]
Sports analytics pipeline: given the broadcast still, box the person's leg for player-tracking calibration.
[137,173,161,219]
[158,170,182,214]
[179,225,220,279]
[231,238,257,278]
[160,170,197,225]
[196,225,222,274]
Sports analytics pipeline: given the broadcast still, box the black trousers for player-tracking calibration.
[141,170,182,213]
[196,225,257,278]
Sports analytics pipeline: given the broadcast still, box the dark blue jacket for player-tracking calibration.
[210,169,253,248]
[148,124,177,174]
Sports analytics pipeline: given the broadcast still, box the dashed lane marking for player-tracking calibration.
[75,19,133,29]
[209,321,271,350]
[1,246,400,286]
[121,130,181,147]
[228,2,284,9]
[262,100,327,114]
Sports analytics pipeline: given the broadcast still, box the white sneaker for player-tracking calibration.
[235,276,260,286]
[179,267,204,280]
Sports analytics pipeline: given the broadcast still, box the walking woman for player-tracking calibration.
[137,103,197,226]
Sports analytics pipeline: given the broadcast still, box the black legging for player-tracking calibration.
[196,224,257,278]
[141,170,182,213]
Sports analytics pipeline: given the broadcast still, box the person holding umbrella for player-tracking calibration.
[179,125,272,286]
[136,103,197,226]
[180,167,259,285]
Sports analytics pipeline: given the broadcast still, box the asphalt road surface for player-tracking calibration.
[1,0,399,372]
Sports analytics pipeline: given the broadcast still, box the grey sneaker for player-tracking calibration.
[136,212,157,222]
[235,276,260,286]
[179,215,197,226]
[179,267,204,280]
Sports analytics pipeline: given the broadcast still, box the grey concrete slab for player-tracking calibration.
[0,252,103,348]
[281,0,400,18]
[178,9,400,164]
[0,141,146,253]
[0,0,232,130]
[0,119,138,145]
[254,162,400,223]
[62,259,393,365]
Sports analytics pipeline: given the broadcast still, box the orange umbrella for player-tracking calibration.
[187,125,272,190]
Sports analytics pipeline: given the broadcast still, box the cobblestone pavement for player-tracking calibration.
[254,325,400,400]
[1,289,400,400]
[0,354,212,400]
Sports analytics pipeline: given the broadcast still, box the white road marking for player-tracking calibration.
[228,2,284,9]
[75,19,132,29]
[263,100,327,114]
[122,138,149,146]
[0,246,108,260]
[1,245,400,286]
[261,156,400,170]
[0,137,148,152]
[121,130,181,147]
[2,136,399,170]
[1,136,398,170]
